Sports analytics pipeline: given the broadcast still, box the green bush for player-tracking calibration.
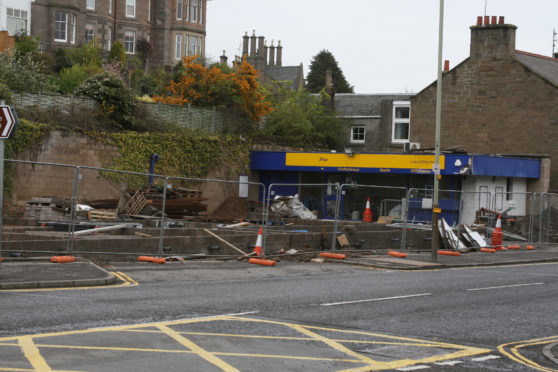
[0,82,13,104]
[75,73,136,129]
[57,65,89,94]
[109,41,126,65]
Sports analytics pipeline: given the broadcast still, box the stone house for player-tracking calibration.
[31,0,207,69]
[333,94,413,154]
[410,16,558,189]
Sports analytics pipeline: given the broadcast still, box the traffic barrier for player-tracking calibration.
[490,214,503,248]
[438,250,461,256]
[526,245,534,250]
[319,252,346,260]
[507,245,521,250]
[50,256,76,263]
[494,246,507,251]
[138,256,166,264]
[480,248,496,253]
[363,197,372,223]
[248,258,276,266]
[253,226,263,256]
[388,250,407,258]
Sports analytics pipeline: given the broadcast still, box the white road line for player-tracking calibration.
[434,360,462,366]
[466,282,544,292]
[472,355,501,362]
[320,293,432,307]
[396,365,430,371]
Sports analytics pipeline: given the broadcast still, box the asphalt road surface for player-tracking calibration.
[1,261,557,371]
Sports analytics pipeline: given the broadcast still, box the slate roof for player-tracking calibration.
[515,51,558,87]
[334,94,412,117]
[265,65,303,89]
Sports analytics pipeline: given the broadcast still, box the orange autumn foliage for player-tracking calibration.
[153,56,272,122]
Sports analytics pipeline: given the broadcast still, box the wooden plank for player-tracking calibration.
[73,224,132,236]
[202,228,249,256]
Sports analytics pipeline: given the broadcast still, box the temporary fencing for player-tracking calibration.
[534,192,558,246]
[1,159,266,259]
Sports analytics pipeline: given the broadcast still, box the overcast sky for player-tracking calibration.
[205,0,557,93]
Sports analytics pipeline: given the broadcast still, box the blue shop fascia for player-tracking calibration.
[250,150,547,224]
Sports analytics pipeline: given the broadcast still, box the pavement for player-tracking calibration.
[1,246,557,290]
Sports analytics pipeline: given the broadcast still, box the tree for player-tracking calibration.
[109,41,126,65]
[153,56,272,123]
[306,50,354,94]
[262,82,346,149]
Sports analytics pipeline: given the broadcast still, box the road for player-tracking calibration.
[1,261,557,371]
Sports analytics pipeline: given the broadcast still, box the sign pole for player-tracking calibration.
[0,99,5,259]
[432,0,445,262]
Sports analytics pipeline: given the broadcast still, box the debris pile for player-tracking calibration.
[270,195,317,220]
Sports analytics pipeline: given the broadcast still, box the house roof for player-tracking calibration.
[334,94,412,117]
[265,65,303,89]
[515,50,558,87]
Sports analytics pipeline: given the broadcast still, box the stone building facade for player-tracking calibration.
[31,0,206,69]
[411,16,558,188]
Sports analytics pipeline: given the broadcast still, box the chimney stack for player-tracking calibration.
[269,40,276,66]
[249,30,256,57]
[255,35,266,71]
[276,40,283,67]
[242,32,249,58]
[220,50,228,65]
[443,60,449,71]
[470,16,516,61]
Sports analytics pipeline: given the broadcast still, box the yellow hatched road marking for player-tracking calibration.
[18,336,52,372]
[156,324,240,372]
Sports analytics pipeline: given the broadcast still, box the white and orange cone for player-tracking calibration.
[363,197,372,223]
[491,214,504,250]
[253,227,263,256]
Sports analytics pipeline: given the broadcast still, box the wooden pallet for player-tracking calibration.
[123,189,147,215]
[87,209,117,221]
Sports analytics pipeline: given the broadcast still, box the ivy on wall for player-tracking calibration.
[4,119,51,196]
[88,131,251,189]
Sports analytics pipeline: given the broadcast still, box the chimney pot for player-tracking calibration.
[498,16,505,24]
[484,16,490,25]
[476,16,482,26]
[491,16,497,25]
[444,60,450,71]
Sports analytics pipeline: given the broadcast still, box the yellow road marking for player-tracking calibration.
[0,368,34,371]
[287,323,384,370]
[0,271,137,293]
[30,344,363,364]
[156,324,240,372]
[18,336,52,372]
[498,336,558,372]
[1,315,492,372]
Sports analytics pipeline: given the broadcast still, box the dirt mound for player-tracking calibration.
[210,197,263,221]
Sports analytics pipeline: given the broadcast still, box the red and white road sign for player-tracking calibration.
[0,105,15,138]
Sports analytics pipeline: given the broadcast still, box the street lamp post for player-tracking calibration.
[432,0,445,262]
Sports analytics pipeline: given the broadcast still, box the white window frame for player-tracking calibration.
[126,0,136,18]
[6,8,28,36]
[85,23,95,43]
[148,0,151,22]
[71,14,76,44]
[124,31,136,54]
[392,101,411,143]
[350,126,365,144]
[109,0,112,14]
[175,34,182,59]
[177,0,183,20]
[199,0,203,24]
[54,11,68,42]
[189,35,197,56]
[185,0,190,21]
[191,0,198,22]
[86,0,95,10]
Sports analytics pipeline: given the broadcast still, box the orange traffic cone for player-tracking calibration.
[253,227,263,256]
[363,197,372,223]
[491,214,504,250]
